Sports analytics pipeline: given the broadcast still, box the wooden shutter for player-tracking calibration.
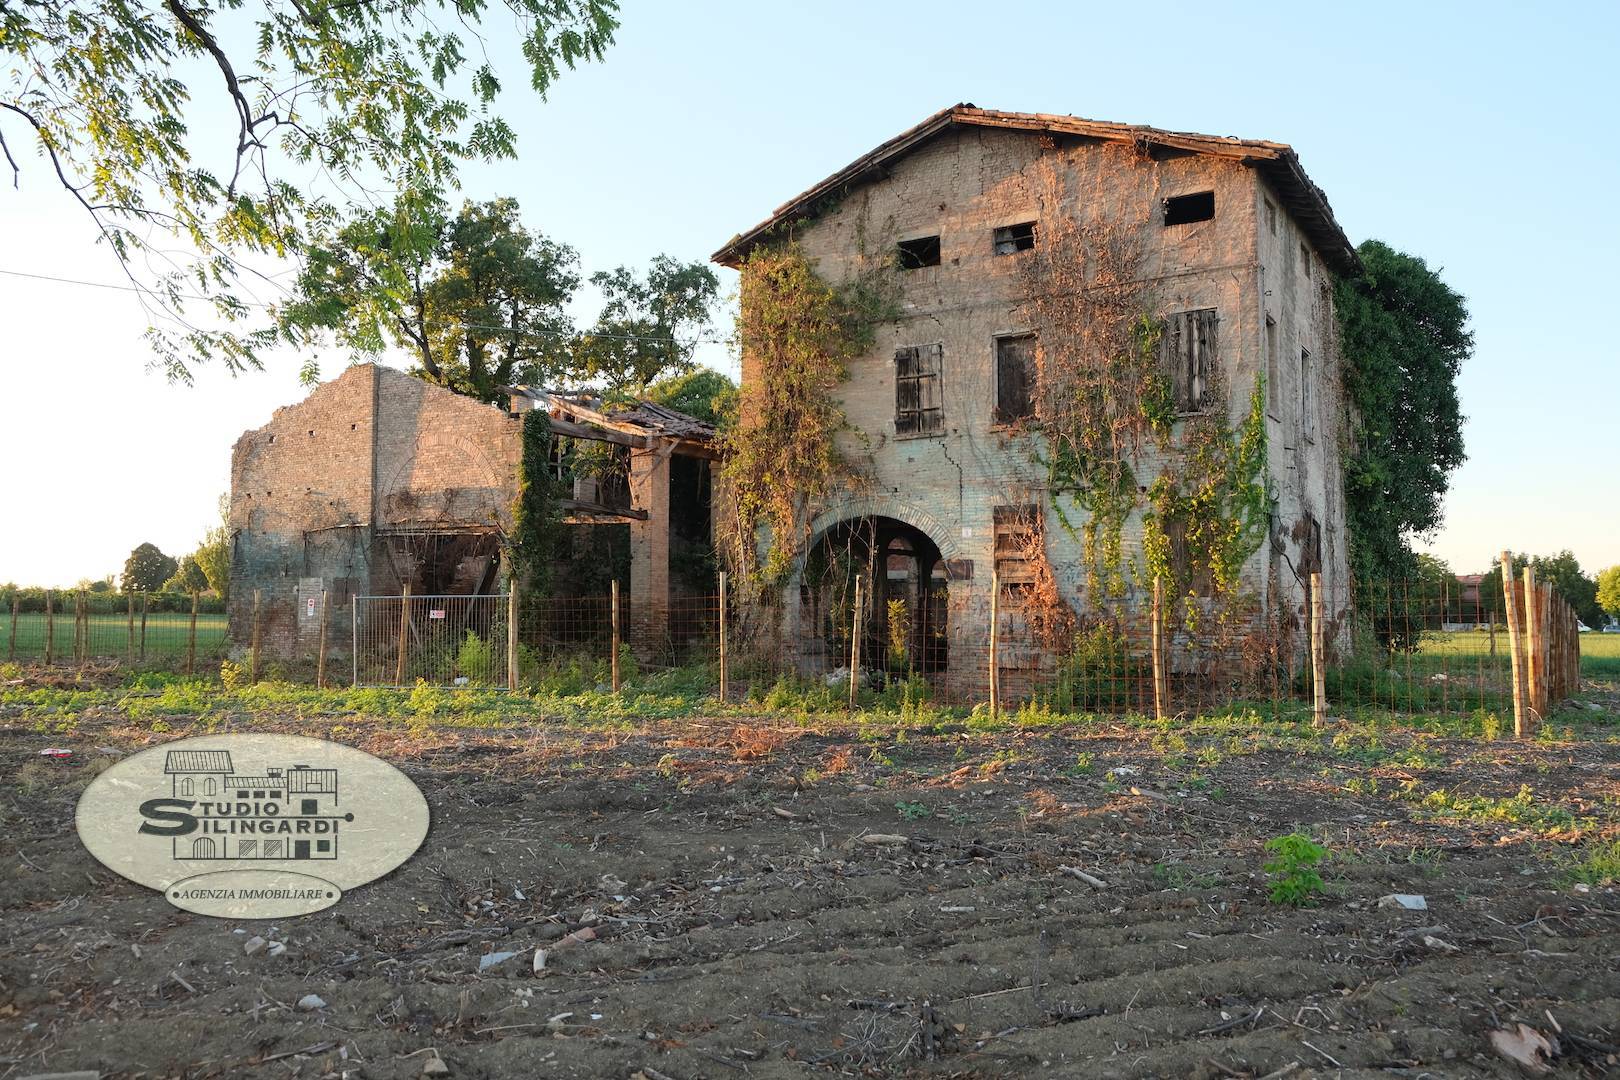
[995,335,1034,423]
[1162,309,1217,412]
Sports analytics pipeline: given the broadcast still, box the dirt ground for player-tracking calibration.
[2,699,1618,1079]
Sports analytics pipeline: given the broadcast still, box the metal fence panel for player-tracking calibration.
[352,594,510,688]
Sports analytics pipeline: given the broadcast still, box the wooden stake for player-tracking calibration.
[394,583,410,687]
[988,567,1000,721]
[44,590,54,666]
[139,592,150,663]
[250,589,262,683]
[314,589,328,688]
[1310,572,1327,728]
[187,591,199,676]
[610,580,622,694]
[1501,551,1527,738]
[1523,566,1542,732]
[506,587,519,690]
[7,594,17,662]
[127,590,136,663]
[849,574,863,710]
[717,571,728,704]
[1151,576,1165,723]
[76,591,86,663]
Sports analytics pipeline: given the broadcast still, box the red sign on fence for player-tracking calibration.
[429,609,446,620]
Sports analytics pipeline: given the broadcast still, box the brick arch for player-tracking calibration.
[801,494,963,568]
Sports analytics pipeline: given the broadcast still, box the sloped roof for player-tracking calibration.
[508,389,716,443]
[712,103,1359,275]
[165,750,233,773]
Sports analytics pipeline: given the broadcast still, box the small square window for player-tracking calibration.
[993,222,1036,255]
[317,839,331,852]
[253,790,265,799]
[897,235,941,269]
[237,790,249,799]
[1164,191,1215,226]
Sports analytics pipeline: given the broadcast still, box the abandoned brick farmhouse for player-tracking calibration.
[229,103,1355,694]
[713,105,1354,694]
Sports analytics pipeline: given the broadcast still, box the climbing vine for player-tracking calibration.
[716,243,898,595]
[509,409,560,598]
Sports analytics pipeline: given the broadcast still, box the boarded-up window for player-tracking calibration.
[994,334,1035,424]
[894,344,943,436]
[1265,316,1279,418]
[1163,515,1213,596]
[993,505,1040,594]
[1161,308,1217,413]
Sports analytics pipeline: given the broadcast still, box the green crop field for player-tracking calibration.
[3,612,228,658]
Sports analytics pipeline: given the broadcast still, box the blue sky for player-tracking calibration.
[1,0,1616,585]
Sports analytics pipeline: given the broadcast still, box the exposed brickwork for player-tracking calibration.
[738,125,1351,694]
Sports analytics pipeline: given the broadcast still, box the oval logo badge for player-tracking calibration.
[76,734,429,918]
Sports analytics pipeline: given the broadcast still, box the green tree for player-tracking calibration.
[640,368,737,426]
[1596,566,1620,624]
[573,255,721,391]
[280,196,580,403]
[123,543,178,593]
[194,496,231,599]
[1335,241,1472,584]
[2,0,616,381]
[1530,550,1604,630]
[164,554,211,593]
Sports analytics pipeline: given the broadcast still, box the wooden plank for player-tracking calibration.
[557,499,650,523]
[1501,552,1528,738]
[1310,572,1327,728]
[546,416,650,449]
[1523,567,1543,730]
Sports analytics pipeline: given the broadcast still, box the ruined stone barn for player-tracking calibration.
[227,364,716,665]
[713,104,1356,696]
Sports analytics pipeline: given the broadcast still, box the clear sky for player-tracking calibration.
[2,0,1616,587]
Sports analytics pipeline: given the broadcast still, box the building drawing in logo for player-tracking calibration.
[163,750,346,862]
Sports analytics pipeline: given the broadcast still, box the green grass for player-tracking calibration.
[3,611,227,658]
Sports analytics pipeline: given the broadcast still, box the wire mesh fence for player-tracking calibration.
[3,589,226,671]
[352,593,512,688]
[5,573,1598,732]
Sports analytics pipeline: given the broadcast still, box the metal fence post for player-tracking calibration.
[1151,576,1165,723]
[7,594,17,662]
[127,590,135,663]
[351,600,359,688]
[249,589,262,683]
[75,590,86,664]
[139,592,150,663]
[717,571,728,703]
[988,568,999,720]
[44,590,54,666]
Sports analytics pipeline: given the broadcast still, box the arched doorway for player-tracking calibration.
[800,516,949,675]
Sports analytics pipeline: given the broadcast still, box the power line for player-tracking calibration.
[0,267,734,348]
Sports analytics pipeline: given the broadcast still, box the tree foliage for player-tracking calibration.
[163,554,211,593]
[1596,566,1620,622]
[1335,240,1472,584]
[194,497,232,599]
[573,255,721,391]
[639,368,736,426]
[1,0,617,380]
[1478,550,1603,629]
[281,196,580,403]
[509,410,559,597]
[123,542,177,592]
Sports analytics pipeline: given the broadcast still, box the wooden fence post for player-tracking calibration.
[127,590,136,663]
[7,594,17,662]
[849,574,863,710]
[75,591,86,664]
[394,583,410,687]
[1151,576,1165,723]
[44,590,54,666]
[1310,572,1327,728]
[315,590,328,688]
[988,567,1000,721]
[507,587,519,691]
[610,580,621,694]
[717,571,728,704]
[250,589,263,683]
[1501,551,1527,738]
[139,592,150,663]
[187,591,199,676]
[1523,566,1543,732]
